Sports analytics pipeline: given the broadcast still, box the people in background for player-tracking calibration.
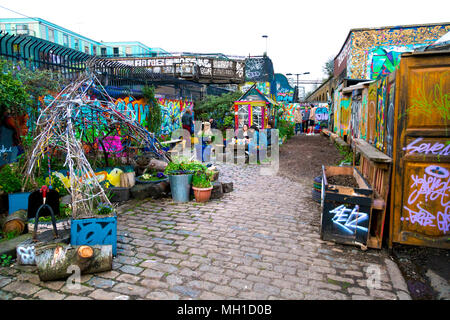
[293,107,303,135]
[308,105,316,135]
[209,118,218,129]
[266,121,273,147]
[182,109,193,135]
[197,121,214,143]
[242,123,250,142]
[303,106,310,133]
[248,124,260,162]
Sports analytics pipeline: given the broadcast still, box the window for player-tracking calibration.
[113,47,119,57]
[74,38,79,50]
[16,24,29,35]
[92,46,97,55]
[126,47,132,56]
[85,46,89,54]
[48,28,55,42]
[252,106,262,128]
[101,47,107,56]
[63,34,69,47]
[237,105,249,128]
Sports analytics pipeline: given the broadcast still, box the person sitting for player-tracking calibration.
[242,123,250,142]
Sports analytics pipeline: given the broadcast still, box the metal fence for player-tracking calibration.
[0,31,209,97]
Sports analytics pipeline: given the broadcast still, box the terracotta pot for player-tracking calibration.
[192,186,213,203]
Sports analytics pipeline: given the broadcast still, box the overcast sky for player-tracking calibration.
[1,0,449,93]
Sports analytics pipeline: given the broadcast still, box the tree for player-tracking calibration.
[194,91,242,130]
[322,57,334,79]
[142,86,162,136]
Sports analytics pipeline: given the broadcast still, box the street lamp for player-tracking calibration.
[286,72,310,102]
[262,35,268,56]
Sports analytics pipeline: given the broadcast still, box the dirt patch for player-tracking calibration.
[391,244,449,300]
[278,134,345,185]
[327,175,359,188]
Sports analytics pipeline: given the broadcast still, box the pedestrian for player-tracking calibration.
[209,118,218,129]
[182,109,193,135]
[293,107,303,135]
[308,105,316,135]
[303,106,310,134]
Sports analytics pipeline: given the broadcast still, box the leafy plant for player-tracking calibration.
[142,86,162,136]
[194,91,242,130]
[0,164,23,194]
[97,203,114,216]
[0,254,13,267]
[192,170,212,188]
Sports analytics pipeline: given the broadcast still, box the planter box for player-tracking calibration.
[70,215,117,256]
[108,187,130,202]
[320,166,373,247]
[8,192,31,215]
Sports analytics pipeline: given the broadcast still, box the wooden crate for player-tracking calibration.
[354,138,392,249]
[321,165,373,247]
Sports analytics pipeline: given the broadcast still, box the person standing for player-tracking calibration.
[293,107,303,135]
[308,105,316,135]
[182,109,194,135]
[209,118,218,129]
[303,106,310,134]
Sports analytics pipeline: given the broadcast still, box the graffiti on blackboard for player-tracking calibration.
[331,204,369,234]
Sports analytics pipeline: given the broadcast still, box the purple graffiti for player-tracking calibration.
[402,204,436,228]
[403,137,450,156]
[407,166,450,207]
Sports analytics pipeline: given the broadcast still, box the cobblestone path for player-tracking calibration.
[0,163,411,300]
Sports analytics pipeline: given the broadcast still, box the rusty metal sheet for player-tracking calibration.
[390,51,450,249]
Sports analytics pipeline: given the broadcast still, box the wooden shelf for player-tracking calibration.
[354,138,392,164]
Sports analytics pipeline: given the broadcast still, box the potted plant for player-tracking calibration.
[70,201,117,256]
[136,171,168,184]
[164,158,206,203]
[192,168,213,203]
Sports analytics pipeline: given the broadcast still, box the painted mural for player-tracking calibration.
[239,82,271,96]
[347,25,450,80]
[274,74,295,103]
[37,95,194,138]
[339,95,351,138]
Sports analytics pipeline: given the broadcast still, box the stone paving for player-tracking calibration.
[0,163,411,300]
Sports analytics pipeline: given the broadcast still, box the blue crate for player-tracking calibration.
[8,192,31,215]
[70,215,117,256]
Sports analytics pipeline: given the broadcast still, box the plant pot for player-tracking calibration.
[192,186,213,203]
[70,214,117,256]
[8,192,31,215]
[168,173,193,203]
[135,176,168,184]
[108,187,130,202]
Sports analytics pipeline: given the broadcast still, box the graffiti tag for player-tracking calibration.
[331,205,369,234]
[403,137,450,156]
[407,165,449,207]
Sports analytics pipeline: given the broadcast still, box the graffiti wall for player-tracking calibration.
[344,24,450,80]
[274,74,295,103]
[239,82,271,96]
[37,95,194,138]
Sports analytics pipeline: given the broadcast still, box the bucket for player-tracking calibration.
[168,173,193,203]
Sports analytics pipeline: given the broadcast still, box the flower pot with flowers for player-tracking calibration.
[192,168,213,203]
